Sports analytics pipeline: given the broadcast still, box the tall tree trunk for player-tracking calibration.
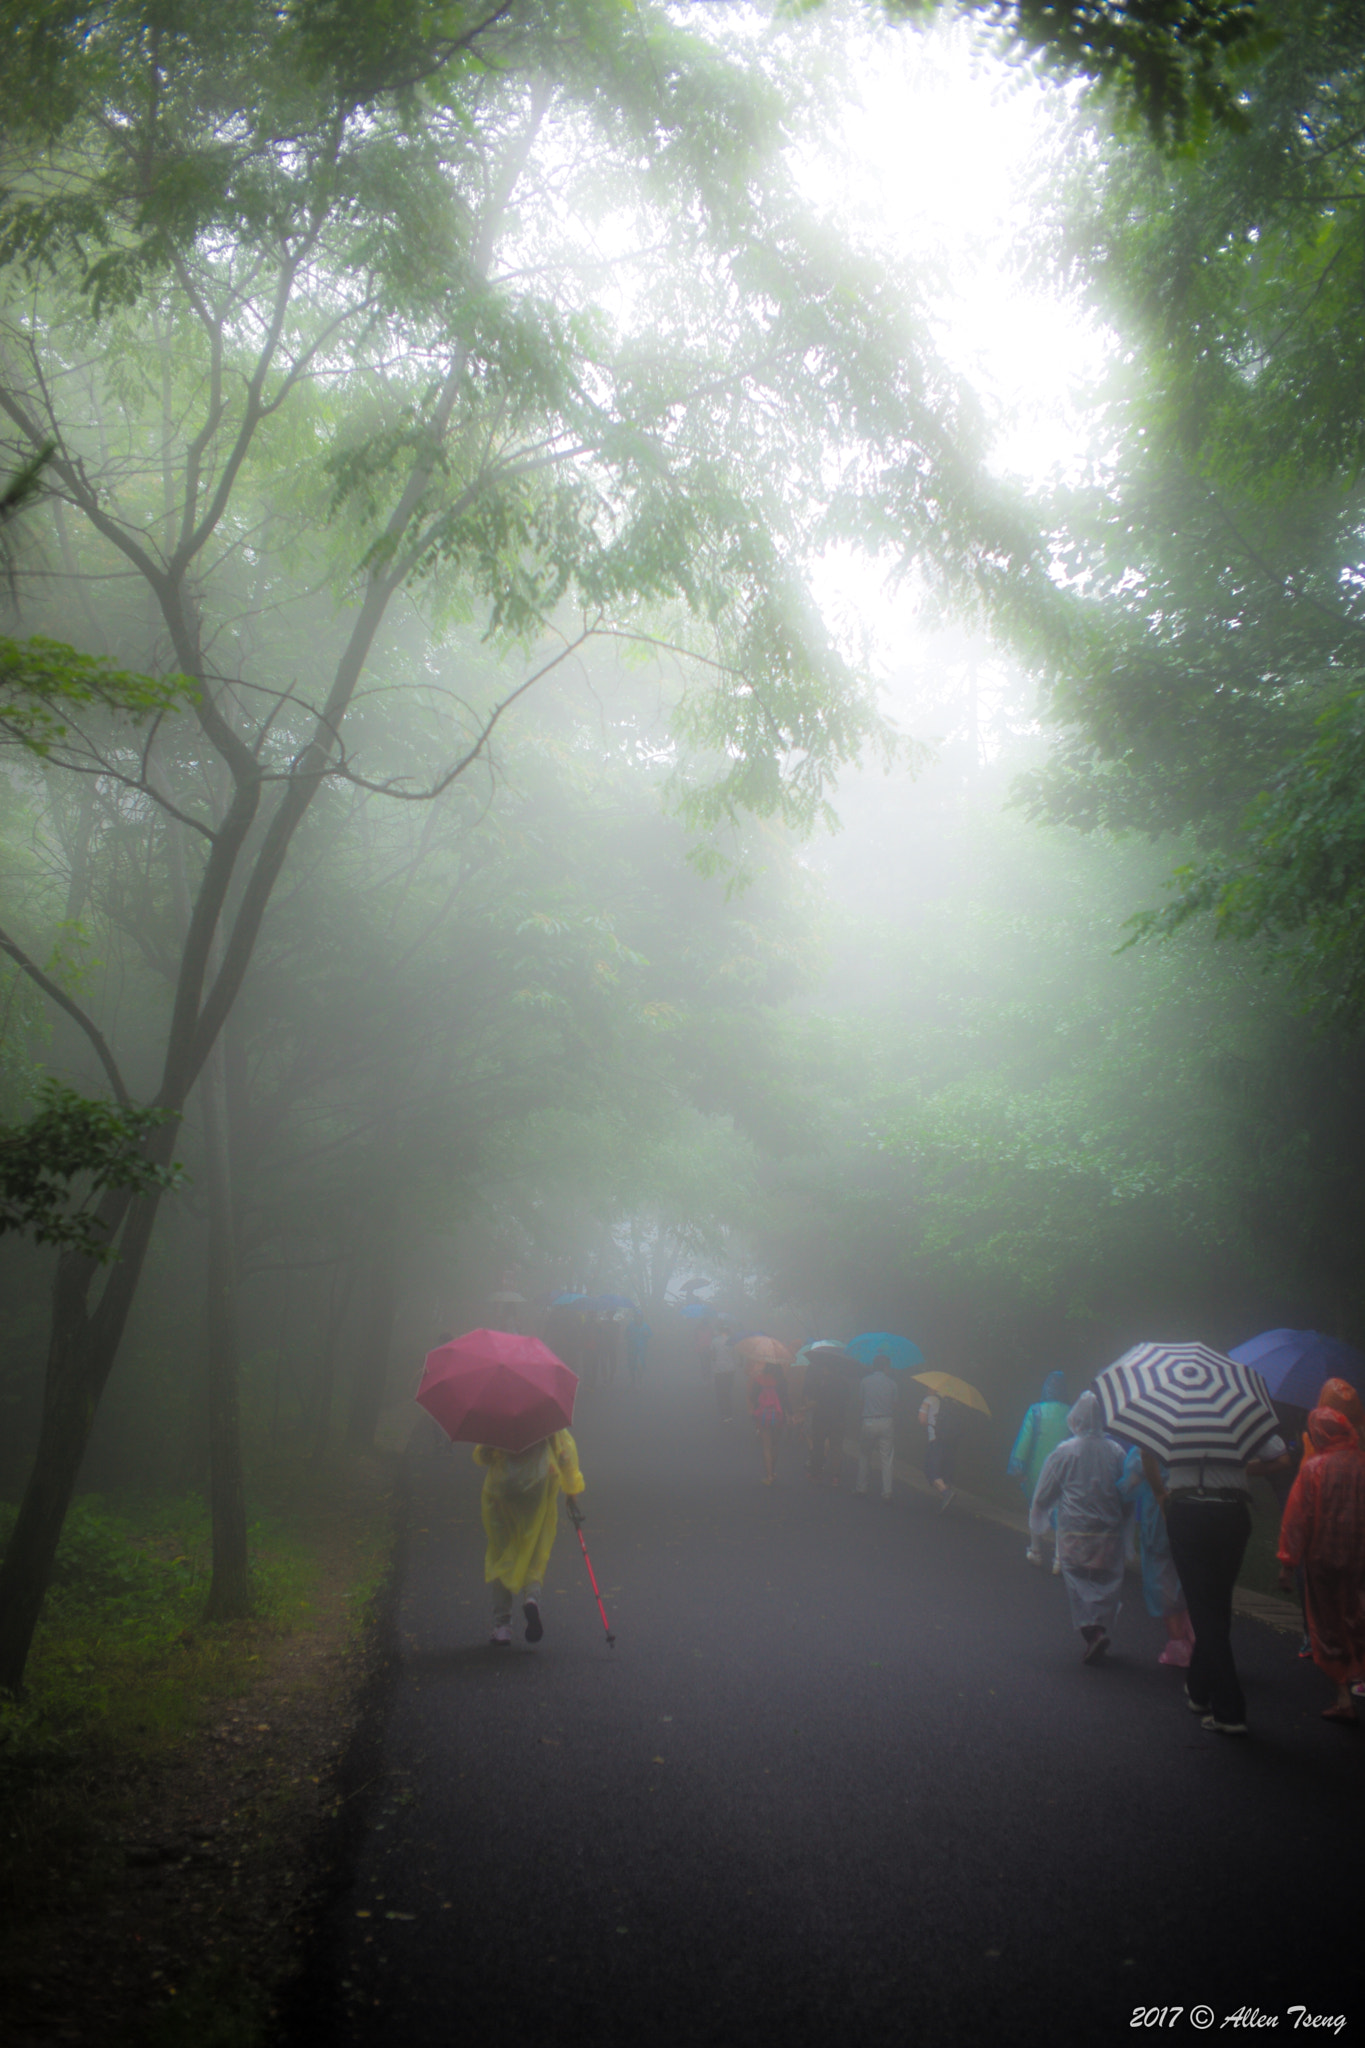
[307,1255,358,1464]
[0,1282,104,1691]
[0,94,545,1694]
[199,1037,250,1621]
[0,1174,169,1693]
[58,777,97,923]
[163,798,251,1622]
[345,1223,399,1454]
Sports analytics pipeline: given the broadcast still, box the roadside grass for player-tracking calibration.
[0,1457,393,1926]
[1,1494,313,1792]
[138,1961,272,2048]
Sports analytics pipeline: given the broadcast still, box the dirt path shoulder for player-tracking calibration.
[0,1449,401,2048]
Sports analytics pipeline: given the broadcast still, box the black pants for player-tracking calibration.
[807,1407,844,1480]
[926,1437,958,1487]
[1165,1497,1252,1722]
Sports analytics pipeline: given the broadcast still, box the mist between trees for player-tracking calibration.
[2,0,1364,1693]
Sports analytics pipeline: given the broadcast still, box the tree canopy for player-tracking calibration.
[1020,0,1365,1021]
[0,0,1044,1688]
[4,0,1363,1706]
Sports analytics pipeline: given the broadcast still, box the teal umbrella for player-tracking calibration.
[846,1331,925,1372]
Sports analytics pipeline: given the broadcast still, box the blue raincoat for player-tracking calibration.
[1117,1445,1185,1620]
[1007,1371,1070,1497]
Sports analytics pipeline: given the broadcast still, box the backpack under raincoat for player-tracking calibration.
[474,1429,585,1593]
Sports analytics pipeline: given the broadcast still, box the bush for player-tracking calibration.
[0,1495,197,1620]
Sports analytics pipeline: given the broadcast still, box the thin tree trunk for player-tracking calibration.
[345,1225,399,1454]
[272,1288,290,1454]
[58,777,97,924]
[0,1173,169,1693]
[0,1278,101,1690]
[306,1256,358,1463]
[199,1036,250,1621]
[161,793,251,1622]
[0,107,546,1693]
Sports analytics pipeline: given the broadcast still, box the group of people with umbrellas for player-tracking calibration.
[1010,1331,1365,1737]
[409,1309,1365,1724]
[701,1320,991,1499]
[542,1292,649,1388]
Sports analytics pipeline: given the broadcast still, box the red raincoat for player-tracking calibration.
[1317,1377,1365,1447]
[1278,1407,1365,1683]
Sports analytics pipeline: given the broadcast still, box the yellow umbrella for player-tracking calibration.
[911,1371,991,1419]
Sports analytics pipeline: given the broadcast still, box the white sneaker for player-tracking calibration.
[489,1624,512,1646]
[1025,1547,1044,1567]
[1051,1556,1062,1576]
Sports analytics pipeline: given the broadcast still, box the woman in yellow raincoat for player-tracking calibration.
[474,1429,585,1646]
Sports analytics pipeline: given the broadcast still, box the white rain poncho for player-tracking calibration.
[1030,1392,1127,1633]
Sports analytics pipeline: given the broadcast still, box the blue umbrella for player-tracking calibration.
[1226,1328,1365,1409]
[550,1292,587,1307]
[581,1293,636,1311]
[845,1331,926,1372]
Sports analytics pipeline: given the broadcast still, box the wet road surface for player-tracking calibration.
[293,1380,1362,2047]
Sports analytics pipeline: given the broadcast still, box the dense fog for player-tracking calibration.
[2,0,1363,1676]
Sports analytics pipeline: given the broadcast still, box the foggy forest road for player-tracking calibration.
[294,1383,1364,2048]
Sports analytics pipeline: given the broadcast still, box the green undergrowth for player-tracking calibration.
[0,1457,391,1801]
[0,1493,312,1783]
[137,1960,270,2048]
[0,1454,395,2048]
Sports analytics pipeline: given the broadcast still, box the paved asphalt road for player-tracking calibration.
[292,1381,1363,2048]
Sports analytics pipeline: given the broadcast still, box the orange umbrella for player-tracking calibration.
[734,1335,792,1365]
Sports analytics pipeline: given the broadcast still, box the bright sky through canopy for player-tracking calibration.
[798,15,1109,676]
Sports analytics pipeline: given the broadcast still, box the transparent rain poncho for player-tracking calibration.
[1031,1393,1127,1632]
[474,1428,585,1594]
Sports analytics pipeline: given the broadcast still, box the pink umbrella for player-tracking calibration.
[416,1329,578,1453]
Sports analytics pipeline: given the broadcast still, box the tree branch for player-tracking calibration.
[0,924,130,1104]
[331,622,601,801]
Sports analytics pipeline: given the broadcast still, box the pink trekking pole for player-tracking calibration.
[566,1496,615,1647]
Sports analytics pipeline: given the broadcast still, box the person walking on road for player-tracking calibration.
[1118,1445,1194,1667]
[709,1322,737,1421]
[626,1313,651,1385]
[1140,1421,1287,1736]
[474,1429,586,1647]
[1031,1393,1126,1665]
[1008,1371,1070,1566]
[918,1386,963,1509]
[805,1349,851,1487]
[1317,1377,1365,1445]
[1277,1406,1365,1724]
[856,1357,898,1501]
[749,1356,791,1485]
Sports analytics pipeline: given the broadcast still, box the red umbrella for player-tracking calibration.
[416,1329,578,1453]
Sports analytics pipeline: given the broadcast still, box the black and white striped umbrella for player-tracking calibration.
[1094,1342,1279,1463]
